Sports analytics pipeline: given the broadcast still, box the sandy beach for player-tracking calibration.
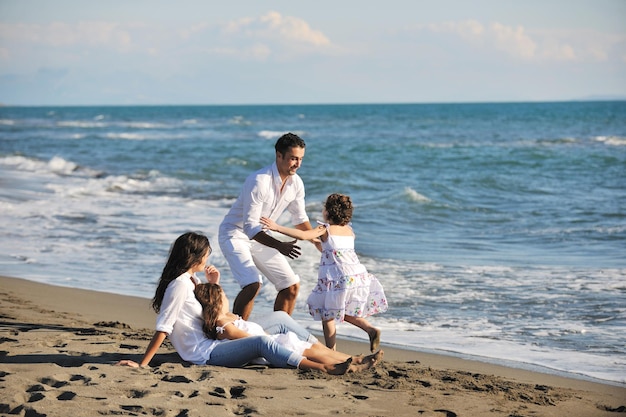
[0,275,624,417]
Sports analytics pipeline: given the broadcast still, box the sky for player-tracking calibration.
[1,0,625,106]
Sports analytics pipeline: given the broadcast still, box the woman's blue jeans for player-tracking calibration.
[206,311,318,368]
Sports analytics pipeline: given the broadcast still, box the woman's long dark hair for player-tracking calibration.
[194,283,223,340]
[151,232,211,313]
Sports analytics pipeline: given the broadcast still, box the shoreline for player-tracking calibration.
[1,274,624,416]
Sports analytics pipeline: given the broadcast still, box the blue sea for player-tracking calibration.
[1,102,625,385]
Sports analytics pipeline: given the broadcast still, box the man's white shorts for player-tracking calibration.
[219,230,300,291]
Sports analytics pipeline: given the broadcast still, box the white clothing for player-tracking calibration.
[219,234,301,290]
[217,316,312,358]
[307,223,388,322]
[220,162,309,239]
[155,272,219,365]
[219,162,309,289]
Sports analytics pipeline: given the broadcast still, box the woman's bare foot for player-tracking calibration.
[368,327,381,352]
[327,357,352,375]
[348,350,383,372]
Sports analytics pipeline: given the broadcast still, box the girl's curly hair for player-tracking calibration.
[324,193,353,226]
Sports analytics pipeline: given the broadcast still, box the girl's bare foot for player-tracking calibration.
[368,328,381,352]
[351,354,365,364]
[348,350,383,372]
[327,357,352,375]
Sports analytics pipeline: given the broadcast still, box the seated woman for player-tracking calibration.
[117,232,382,375]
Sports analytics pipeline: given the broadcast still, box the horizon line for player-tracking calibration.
[2,97,626,108]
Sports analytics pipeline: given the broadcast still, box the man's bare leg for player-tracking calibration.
[233,282,261,320]
[274,283,299,315]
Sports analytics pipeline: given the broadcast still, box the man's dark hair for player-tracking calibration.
[275,132,306,156]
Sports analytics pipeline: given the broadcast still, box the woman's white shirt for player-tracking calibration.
[155,272,219,364]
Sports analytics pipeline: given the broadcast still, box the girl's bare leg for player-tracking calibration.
[322,319,336,350]
[344,315,380,352]
[297,357,352,375]
[303,343,351,365]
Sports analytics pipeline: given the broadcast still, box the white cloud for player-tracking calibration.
[539,40,577,61]
[0,21,133,51]
[179,22,210,40]
[426,20,485,40]
[490,22,536,59]
[210,44,272,61]
[412,20,626,63]
[224,11,330,47]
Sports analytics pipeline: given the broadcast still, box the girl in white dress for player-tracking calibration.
[261,193,388,352]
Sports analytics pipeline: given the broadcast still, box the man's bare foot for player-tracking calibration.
[368,327,381,352]
[327,357,352,375]
[348,350,383,372]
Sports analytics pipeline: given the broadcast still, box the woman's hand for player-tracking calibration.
[204,264,220,284]
[115,359,141,368]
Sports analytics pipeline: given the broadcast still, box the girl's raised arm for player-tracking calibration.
[260,217,326,241]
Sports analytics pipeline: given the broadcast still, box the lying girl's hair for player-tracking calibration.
[194,283,223,340]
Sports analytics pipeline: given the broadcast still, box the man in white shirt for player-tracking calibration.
[218,133,317,320]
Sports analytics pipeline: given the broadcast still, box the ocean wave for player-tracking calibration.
[595,136,626,146]
[0,155,99,177]
[258,130,306,140]
[102,173,184,195]
[105,132,147,140]
[403,187,431,203]
[48,156,78,175]
[57,121,107,128]
[258,130,286,140]
[120,121,169,129]
[56,120,171,130]
[229,115,251,126]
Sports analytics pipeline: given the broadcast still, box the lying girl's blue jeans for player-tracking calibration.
[255,311,318,344]
[206,311,318,368]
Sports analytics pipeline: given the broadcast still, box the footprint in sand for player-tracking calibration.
[57,391,77,401]
[161,375,193,383]
[27,392,45,403]
[210,385,247,399]
[39,376,69,389]
[128,389,150,398]
[434,410,458,417]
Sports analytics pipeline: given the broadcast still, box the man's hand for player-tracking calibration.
[253,231,301,259]
[276,239,302,259]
